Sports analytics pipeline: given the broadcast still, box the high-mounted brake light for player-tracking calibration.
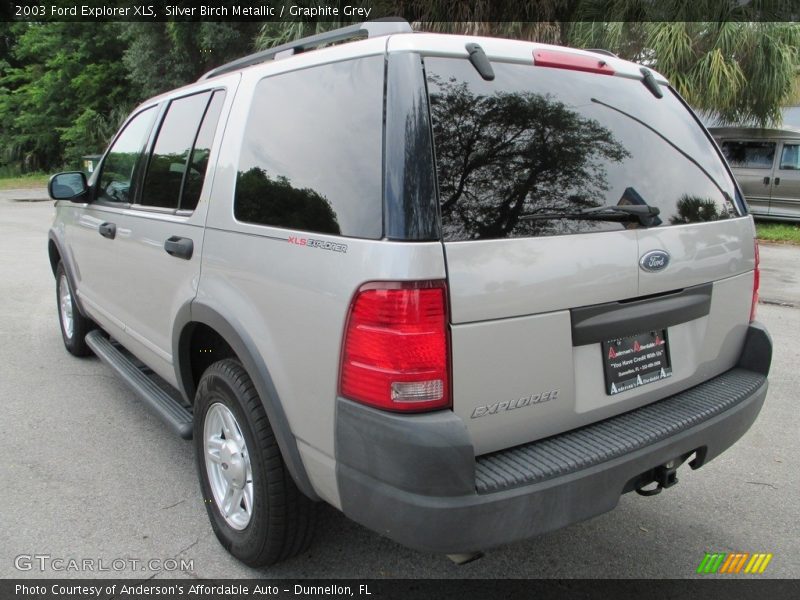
[339,281,450,412]
[751,241,760,322]
[533,49,615,75]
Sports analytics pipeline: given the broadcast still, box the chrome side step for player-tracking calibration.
[85,330,193,439]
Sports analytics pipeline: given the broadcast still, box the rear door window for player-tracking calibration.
[181,90,226,211]
[425,58,741,241]
[140,91,223,210]
[720,141,777,169]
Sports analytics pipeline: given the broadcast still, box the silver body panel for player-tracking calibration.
[444,231,640,324]
[64,204,204,384]
[448,218,755,455]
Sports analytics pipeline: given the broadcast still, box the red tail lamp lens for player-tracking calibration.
[340,281,450,412]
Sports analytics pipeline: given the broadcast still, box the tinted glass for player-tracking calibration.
[384,53,439,241]
[779,144,799,170]
[181,90,226,211]
[98,107,156,203]
[235,57,383,238]
[425,58,740,241]
[141,92,211,209]
[721,141,776,169]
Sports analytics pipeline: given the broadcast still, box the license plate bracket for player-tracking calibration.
[602,330,672,395]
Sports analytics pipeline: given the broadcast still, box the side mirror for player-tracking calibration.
[49,172,89,202]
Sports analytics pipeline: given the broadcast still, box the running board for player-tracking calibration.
[85,330,193,439]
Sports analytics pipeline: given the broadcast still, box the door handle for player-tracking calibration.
[98,222,116,239]
[164,236,193,260]
[763,176,771,185]
[774,177,781,186]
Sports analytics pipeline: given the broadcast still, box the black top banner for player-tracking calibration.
[2,0,800,22]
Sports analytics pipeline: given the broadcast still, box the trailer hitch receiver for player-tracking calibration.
[636,459,680,497]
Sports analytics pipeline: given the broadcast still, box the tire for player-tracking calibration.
[55,261,94,357]
[194,359,316,566]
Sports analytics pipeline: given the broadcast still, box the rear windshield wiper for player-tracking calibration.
[591,98,734,205]
[520,204,661,227]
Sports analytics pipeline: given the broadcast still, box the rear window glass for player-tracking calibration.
[425,58,740,241]
[720,141,776,169]
[234,57,384,238]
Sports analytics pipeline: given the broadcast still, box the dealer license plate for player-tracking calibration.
[602,330,672,395]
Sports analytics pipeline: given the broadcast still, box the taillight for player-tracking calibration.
[751,241,760,322]
[533,49,615,75]
[339,281,450,412]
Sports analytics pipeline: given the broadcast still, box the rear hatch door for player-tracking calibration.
[422,50,755,455]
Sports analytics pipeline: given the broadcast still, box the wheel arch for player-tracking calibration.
[48,236,61,276]
[48,229,91,318]
[173,301,319,501]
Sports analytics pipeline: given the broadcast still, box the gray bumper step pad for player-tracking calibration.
[475,368,765,494]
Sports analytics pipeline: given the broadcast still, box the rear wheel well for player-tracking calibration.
[182,323,236,402]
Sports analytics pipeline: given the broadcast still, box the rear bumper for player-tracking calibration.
[335,322,771,554]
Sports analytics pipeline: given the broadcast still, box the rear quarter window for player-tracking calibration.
[424,57,741,241]
[234,57,384,238]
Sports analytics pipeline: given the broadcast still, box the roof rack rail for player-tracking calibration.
[586,48,618,58]
[199,18,412,81]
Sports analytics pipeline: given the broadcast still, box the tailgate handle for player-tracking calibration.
[570,283,712,346]
[164,236,193,260]
[98,222,116,239]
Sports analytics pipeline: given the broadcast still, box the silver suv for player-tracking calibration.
[47,21,772,566]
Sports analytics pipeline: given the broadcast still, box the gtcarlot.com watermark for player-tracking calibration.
[14,553,193,573]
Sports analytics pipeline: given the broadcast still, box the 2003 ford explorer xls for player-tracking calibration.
[47,20,772,566]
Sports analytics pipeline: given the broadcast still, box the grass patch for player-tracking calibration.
[0,172,49,190]
[756,222,800,245]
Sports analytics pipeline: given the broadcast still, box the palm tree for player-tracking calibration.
[255,1,799,127]
[568,20,800,127]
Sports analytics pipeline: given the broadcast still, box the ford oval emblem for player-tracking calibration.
[640,250,670,272]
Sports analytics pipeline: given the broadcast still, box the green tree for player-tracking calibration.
[257,2,798,127]
[0,22,133,171]
[0,21,259,173]
[122,22,260,99]
[0,23,22,171]
[254,2,565,49]
[568,3,800,126]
